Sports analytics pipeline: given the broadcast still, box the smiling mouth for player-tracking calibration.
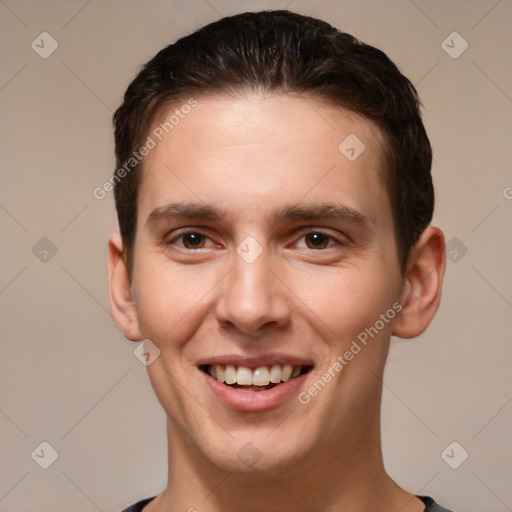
[200,364,313,391]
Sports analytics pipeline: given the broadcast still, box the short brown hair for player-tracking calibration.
[113,10,433,273]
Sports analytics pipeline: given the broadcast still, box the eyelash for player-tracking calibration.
[166,229,344,251]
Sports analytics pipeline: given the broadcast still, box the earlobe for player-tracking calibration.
[392,227,446,339]
[107,233,141,341]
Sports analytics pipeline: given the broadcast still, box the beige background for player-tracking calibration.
[1,1,511,511]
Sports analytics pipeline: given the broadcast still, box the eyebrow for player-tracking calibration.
[145,201,370,231]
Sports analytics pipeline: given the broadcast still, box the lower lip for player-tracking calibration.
[202,370,309,412]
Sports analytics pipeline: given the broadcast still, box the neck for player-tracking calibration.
[148,394,423,512]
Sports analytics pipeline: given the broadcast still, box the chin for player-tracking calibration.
[201,429,313,478]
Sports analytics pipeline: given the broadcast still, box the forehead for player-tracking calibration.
[138,93,390,227]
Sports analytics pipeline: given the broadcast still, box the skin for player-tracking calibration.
[108,93,446,512]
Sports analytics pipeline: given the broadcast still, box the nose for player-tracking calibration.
[213,246,291,336]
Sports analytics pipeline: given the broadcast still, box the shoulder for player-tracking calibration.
[122,495,456,512]
[120,496,156,512]
[418,495,456,512]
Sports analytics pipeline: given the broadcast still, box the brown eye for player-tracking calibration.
[305,232,329,249]
[182,232,205,249]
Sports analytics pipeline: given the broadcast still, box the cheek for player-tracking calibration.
[289,264,397,341]
[132,260,215,345]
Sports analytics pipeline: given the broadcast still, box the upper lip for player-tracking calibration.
[196,353,314,368]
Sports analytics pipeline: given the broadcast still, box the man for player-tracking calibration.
[108,10,451,512]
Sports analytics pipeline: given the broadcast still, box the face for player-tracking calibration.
[124,94,407,475]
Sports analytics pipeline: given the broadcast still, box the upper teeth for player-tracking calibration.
[207,364,302,386]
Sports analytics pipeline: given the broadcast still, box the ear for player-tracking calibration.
[107,233,141,341]
[392,226,446,339]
